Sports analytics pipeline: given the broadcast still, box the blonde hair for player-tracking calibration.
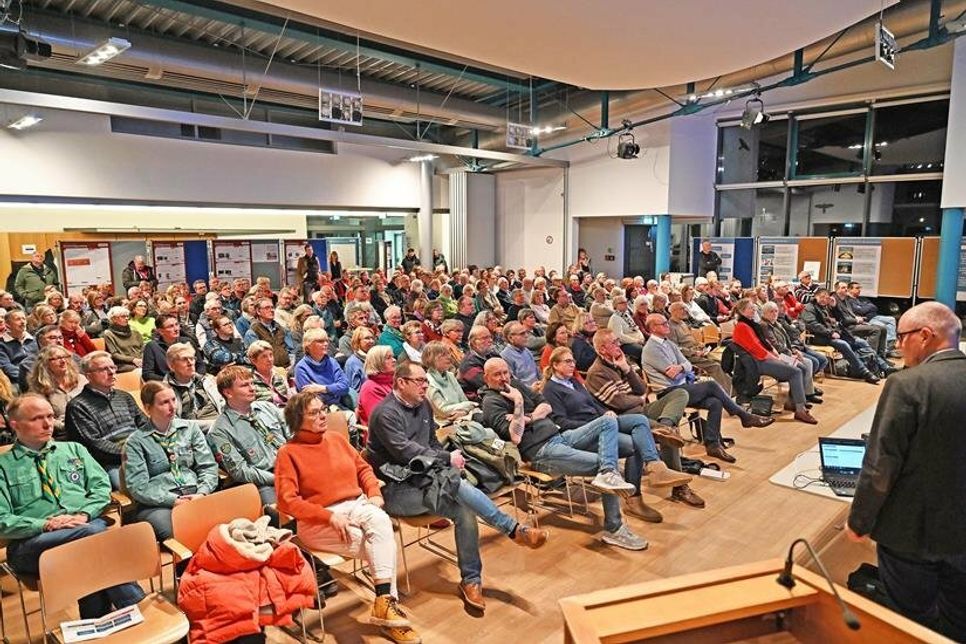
[29,346,81,396]
[538,346,574,391]
[363,345,395,376]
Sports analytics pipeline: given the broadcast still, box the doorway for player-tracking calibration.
[623,225,655,279]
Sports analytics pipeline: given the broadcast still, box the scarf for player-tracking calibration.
[149,425,185,485]
[738,312,774,352]
[31,445,60,502]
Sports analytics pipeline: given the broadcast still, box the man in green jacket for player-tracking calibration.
[0,394,145,617]
[14,252,59,309]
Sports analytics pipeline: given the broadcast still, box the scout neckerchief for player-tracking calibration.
[30,444,60,502]
[149,424,185,486]
[245,410,284,450]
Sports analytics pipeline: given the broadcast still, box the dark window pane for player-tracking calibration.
[717,121,788,183]
[871,100,948,175]
[787,184,866,236]
[717,188,786,236]
[867,180,942,236]
[794,113,867,177]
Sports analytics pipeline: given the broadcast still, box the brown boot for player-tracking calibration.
[794,409,819,425]
[370,595,411,627]
[651,425,685,448]
[512,525,549,549]
[671,485,706,508]
[741,414,775,428]
[623,495,663,523]
[460,582,486,611]
[644,460,693,488]
[382,625,422,644]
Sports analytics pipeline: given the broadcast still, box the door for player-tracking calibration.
[623,225,655,279]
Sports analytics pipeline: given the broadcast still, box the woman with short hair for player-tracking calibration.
[59,309,96,357]
[400,321,426,364]
[248,340,291,406]
[82,290,110,337]
[102,305,144,372]
[423,341,477,423]
[440,319,466,365]
[28,345,87,439]
[26,305,57,335]
[128,300,156,343]
[344,326,376,393]
[356,346,396,426]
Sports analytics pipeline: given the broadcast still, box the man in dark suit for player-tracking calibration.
[847,301,966,641]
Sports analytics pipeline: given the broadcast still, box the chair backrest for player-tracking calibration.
[39,522,159,618]
[719,320,736,339]
[115,368,143,393]
[171,483,263,553]
[326,411,350,441]
[91,337,106,351]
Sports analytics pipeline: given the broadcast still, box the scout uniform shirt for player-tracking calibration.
[122,419,219,508]
[0,441,111,540]
[206,401,290,487]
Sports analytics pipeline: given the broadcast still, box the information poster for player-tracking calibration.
[212,241,252,282]
[61,243,112,296]
[958,241,966,301]
[251,241,280,263]
[833,238,882,296]
[285,241,306,285]
[152,242,186,289]
[757,238,799,285]
[708,238,735,282]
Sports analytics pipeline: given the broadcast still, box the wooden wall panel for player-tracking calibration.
[877,238,917,298]
[917,237,940,300]
[797,238,830,282]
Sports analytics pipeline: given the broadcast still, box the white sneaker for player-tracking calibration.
[590,470,636,497]
[600,524,649,551]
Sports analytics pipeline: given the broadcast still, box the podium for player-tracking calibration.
[559,559,950,643]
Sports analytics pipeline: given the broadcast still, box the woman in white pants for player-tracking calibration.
[275,390,420,644]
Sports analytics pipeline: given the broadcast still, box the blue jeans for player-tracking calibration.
[134,506,174,541]
[453,479,517,585]
[827,339,870,377]
[615,414,659,495]
[106,465,121,491]
[869,315,897,343]
[7,519,146,618]
[677,381,748,446]
[531,416,623,533]
[878,544,966,641]
[801,347,829,374]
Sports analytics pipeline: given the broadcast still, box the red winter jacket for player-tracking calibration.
[177,520,316,643]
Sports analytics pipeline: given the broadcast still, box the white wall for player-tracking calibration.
[495,168,565,271]
[942,37,966,208]
[0,107,422,209]
[668,114,717,218]
[577,217,625,275]
[466,173,496,267]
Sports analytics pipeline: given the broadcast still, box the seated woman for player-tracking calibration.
[128,300,156,344]
[28,345,87,440]
[344,326,376,394]
[357,346,396,426]
[569,312,599,373]
[248,340,293,407]
[123,381,219,540]
[681,285,713,328]
[608,296,645,363]
[400,321,426,364]
[82,290,109,337]
[274,391,420,644]
[529,289,550,325]
[732,298,819,425]
[102,305,144,373]
[759,301,825,400]
[59,310,96,358]
[589,286,614,329]
[294,328,351,409]
[420,301,445,342]
[540,321,571,371]
[423,341,477,423]
[440,320,466,365]
[26,304,57,335]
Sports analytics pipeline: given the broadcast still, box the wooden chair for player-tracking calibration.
[38,522,189,643]
[114,368,143,394]
[718,320,736,339]
[90,337,106,351]
[701,325,721,347]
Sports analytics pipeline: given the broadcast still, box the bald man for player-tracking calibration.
[848,302,966,640]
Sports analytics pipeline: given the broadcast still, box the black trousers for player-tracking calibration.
[878,543,966,641]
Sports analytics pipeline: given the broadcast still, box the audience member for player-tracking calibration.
[294,329,351,409]
[500,321,540,387]
[102,306,143,373]
[203,315,247,375]
[244,297,293,368]
[163,343,223,428]
[0,309,36,385]
[248,341,291,407]
[28,345,87,440]
[14,252,59,308]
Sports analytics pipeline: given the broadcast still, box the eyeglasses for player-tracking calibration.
[88,365,117,374]
[48,356,70,363]
[559,358,576,365]
[304,408,324,418]
[401,377,429,385]
[896,327,926,343]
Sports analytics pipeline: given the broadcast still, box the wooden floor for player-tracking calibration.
[0,376,884,644]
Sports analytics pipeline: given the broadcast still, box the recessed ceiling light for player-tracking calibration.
[76,37,131,66]
[7,115,43,130]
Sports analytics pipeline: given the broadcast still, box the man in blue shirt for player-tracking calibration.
[500,322,539,388]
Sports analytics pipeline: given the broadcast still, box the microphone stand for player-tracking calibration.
[777,537,861,631]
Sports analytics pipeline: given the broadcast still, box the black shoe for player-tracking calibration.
[882,365,901,376]
[863,373,881,384]
[812,387,824,396]
[805,394,824,404]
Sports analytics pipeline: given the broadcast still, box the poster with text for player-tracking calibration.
[757,238,799,285]
[709,238,735,282]
[957,241,966,301]
[833,238,882,296]
[212,242,252,282]
[62,243,112,296]
[251,241,280,263]
[152,242,186,289]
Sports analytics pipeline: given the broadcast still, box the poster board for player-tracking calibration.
[152,242,186,290]
[916,236,966,301]
[211,241,252,282]
[832,238,883,296]
[797,238,830,284]
[61,242,113,296]
[250,241,282,288]
[877,238,917,298]
[756,238,799,285]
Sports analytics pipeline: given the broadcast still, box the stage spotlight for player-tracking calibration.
[740,94,769,130]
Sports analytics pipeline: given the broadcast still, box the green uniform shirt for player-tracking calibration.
[207,402,290,487]
[122,419,219,508]
[0,441,110,540]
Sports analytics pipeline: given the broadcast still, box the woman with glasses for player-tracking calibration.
[423,341,477,423]
[356,346,396,426]
[28,345,87,440]
[275,390,420,644]
[609,295,646,363]
[102,305,144,373]
[294,328,351,409]
[440,319,466,365]
[26,304,57,335]
[248,340,292,407]
[540,321,571,371]
[400,321,426,364]
[128,299,156,344]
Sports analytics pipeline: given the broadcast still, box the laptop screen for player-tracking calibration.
[819,438,866,474]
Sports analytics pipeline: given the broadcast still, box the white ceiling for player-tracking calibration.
[244,0,896,90]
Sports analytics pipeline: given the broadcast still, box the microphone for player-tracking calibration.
[777,538,861,631]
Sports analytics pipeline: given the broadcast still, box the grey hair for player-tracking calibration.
[761,301,780,315]
[302,327,329,350]
[80,351,113,373]
[107,306,130,321]
[901,302,962,344]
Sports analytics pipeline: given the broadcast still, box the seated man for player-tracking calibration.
[800,289,889,382]
[642,314,772,464]
[367,361,548,612]
[665,302,732,392]
[1,309,36,388]
[208,366,290,504]
[833,281,887,361]
[540,346,692,523]
[243,297,293,369]
[123,382,219,540]
[547,288,580,328]
[65,351,150,488]
[479,358,647,551]
[499,321,540,388]
[163,343,224,429]
[457,325,500,400]
[846,281,899,356]
[1,394,146,616]
[143,313,203,382]
[294,328,351,409]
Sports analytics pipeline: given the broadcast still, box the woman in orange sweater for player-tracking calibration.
[275,390,420,644]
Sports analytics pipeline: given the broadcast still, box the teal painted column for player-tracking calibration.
[655,214,672,277]
[935,207,963,307]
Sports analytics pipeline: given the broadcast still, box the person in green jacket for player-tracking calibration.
[14,252,59,310]
[0,394,145,617]
[122,381,218,540]
[377,305,406,359]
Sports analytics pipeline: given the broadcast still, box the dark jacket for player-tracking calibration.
[143,334,205,382]
[849,350,966,556]
[457,349,497,400]
[366,394,448,476]
[479,381,559,462]
[800,301,847,345]
[697,250,722,277]
[121,261,158,290]
[570,334,598,372]
[541,378,608,429]
[65,385,151,466]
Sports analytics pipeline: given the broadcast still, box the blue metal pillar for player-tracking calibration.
[655,215,672,277]
[935,207,964,307]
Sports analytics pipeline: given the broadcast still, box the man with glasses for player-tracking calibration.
[500,321,539,388]
[848,302,966,641]
[367,360,548,613]
[195,297,231,348]
[143,313,204,382]
[457,326,500,400]
[64,352,149,489]
[163,343,223,429]
[243,297,293,368]
[294,329,351,409]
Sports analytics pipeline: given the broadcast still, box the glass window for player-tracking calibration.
[717,121,788,183]
[867,180,942,236]
[717,187,786,237]
[871,100,948,175]
[787,184,866,237]
[793,112,868,177]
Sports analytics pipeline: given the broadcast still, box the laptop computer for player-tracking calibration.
[818,437,867,497]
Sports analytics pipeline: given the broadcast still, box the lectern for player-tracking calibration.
[559,559,950,643]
